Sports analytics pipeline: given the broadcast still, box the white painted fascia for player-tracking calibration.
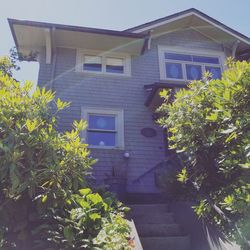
[132,11,250,46]
[132,12,192,33]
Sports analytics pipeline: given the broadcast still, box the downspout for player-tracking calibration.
[232,40,240,58]
[50,26,57,91]
[140,30,152,55]
[147,30,152,50]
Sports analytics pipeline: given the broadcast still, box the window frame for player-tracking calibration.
[158,46,226,81]
[76,49,131,77]
[81,107,124,149]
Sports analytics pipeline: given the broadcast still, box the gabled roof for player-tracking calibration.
[8,19,147,61]
[125,8,250,46]
[8,8,250,62]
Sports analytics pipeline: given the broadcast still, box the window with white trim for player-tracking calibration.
[76,50,131,76]
[81,108,124,149]
[159,48,224,81]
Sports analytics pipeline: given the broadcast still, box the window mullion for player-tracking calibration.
[182,63,186,80]
[102,56,105,73]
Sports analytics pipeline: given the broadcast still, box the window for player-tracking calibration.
[159,47,224,81]
[81,108,124,149]
[106,57,124,74]
[83,55,102,72]
[76,50,131,76]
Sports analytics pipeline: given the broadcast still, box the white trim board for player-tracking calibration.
[131,12,250,46]
[81,107,125,150]
[76,49,131,77]
[158,45,227,81]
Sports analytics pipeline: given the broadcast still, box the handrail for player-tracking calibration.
[132,154,180,184]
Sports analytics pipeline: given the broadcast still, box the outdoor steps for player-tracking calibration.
[141,236,191,250]
[128,204,190,250]
[136,223,181,237]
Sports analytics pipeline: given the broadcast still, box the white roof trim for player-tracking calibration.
[195,13,250,45]
[132,11,250,46]
[132,13,191,33]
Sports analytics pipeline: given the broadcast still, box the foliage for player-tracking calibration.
[0,57,131,250]
[35,189,131,250]
[154,159,194,200]
[158,60,250,248]
[0,56,17,77]
[0,48,20,77]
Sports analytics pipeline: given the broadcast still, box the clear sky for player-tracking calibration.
[1,0,250,83]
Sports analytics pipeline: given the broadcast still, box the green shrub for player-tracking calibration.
[158,60,250,248]
[0,58,131,250]
[34,188,131,250]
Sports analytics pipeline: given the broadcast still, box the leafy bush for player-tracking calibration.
[35,188,131,250]
[158,60,250,248]
[0,58,131,249]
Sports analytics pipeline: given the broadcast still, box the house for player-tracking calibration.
[8,8,250,250]
[8,8,250,196]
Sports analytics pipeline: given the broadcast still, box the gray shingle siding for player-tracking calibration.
[37,29,225,193]
[152,29,223,51]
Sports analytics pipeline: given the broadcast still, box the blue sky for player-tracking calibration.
[1,0,250,83]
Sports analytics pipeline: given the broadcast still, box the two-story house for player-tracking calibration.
[8,8,250,196]
[8,8,250,250]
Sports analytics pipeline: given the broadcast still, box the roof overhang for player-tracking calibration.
[125,8,250,55]
[144,82,187,110]
[8,19,147,62]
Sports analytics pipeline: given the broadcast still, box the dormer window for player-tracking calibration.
[159,46,225,81]
[76,49,131,76]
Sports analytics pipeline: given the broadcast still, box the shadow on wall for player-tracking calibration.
[170,202,240,250]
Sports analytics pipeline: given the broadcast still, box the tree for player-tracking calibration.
[0,57,131,249]
[158,60,250,249]
[0,48,20,77]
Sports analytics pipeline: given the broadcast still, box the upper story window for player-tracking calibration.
[158,46,225,81]
[81,107,124,149]
[76,49,131,76]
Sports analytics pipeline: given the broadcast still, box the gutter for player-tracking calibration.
[8,18,147,39]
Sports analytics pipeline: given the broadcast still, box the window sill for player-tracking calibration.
[158,79,190,85]
[75,69,131,78]
[88,145,125,150]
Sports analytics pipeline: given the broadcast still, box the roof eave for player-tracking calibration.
[125,8,250,46]
[8,18,147,40]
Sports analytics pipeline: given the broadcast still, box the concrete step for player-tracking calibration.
[125,193,166,204]
[133,212,175,224]
[141,236,191,250]
[136,223,181,237]
[129,204,169,213]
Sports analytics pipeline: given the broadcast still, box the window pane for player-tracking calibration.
[165,53,192,61]
[205,66,222,79]
[88,131,116,146]
[165,63,183,79]
[106,58,124,73]
[186,64,202,80]
[83,55,102,71]
[89,115,115,130]
[192,55,219,64]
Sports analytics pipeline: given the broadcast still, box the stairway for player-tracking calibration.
[129,204,191,250]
